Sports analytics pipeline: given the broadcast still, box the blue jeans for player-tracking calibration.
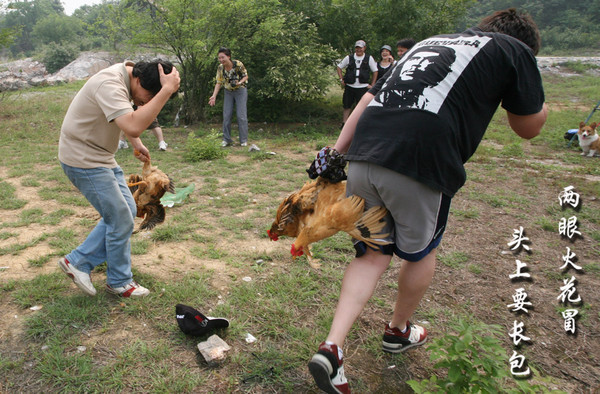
[61,163,136,288]
[223,87,248,144]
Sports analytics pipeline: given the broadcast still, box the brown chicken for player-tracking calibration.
[128,157,175,231]
[267,178,390,268]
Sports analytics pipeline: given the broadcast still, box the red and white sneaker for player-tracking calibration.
[106,281,150,297]
[308,342,350,394]
[382,321,427,353]
[58,257,96,296]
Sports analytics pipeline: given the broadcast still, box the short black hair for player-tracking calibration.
[477,8,541,55]
[132,59,174,96]
[396,38,416,50]
[218,47,232,58]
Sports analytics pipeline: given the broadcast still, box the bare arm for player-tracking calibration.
[506,103,548,139]
[334,92,374,153]
[208,83,222,106]
[370,71,378,87]
[337,67,345,87]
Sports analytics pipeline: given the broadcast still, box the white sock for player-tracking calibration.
[325,341,343,359]
[390,322,409,334]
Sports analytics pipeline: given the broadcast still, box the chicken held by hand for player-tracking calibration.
[267,178,391,268]
[128,154,175,231]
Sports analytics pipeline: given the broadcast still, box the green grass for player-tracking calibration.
[438,251,470,269]
[0,71,599,393]
[0,181,28,210]
[557,61,600,74]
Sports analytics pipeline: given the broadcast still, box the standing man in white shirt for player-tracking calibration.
[337,40,378,127]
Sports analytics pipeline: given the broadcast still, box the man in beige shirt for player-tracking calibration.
[58,59,180,297]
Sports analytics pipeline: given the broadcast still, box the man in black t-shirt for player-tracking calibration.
[308,9,548,394]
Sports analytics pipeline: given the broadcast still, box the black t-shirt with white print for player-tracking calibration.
[345,29,545,197]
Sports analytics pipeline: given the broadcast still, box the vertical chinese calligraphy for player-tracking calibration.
[557,185,584,335]
[506,226,532,378]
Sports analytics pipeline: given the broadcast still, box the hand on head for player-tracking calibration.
[158,63,180,95]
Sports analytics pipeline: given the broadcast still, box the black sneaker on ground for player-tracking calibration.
[308,342,350,394]
[382,321,427,353]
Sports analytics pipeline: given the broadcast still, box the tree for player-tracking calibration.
[1,0,64,55]
[280,0,475,56]
[119,0,336,122]
[90,1,130,51]
[32,14,83,46]
[459,0,600,53]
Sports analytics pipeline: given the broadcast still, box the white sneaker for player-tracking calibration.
[221,141,231,147]
[106,281,150,297]
[118,140,129,150]
[158,141,168,151]
[58,258,97,296]
[240,142,247,147]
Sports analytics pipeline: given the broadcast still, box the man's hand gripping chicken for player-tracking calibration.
[267,147,390,268]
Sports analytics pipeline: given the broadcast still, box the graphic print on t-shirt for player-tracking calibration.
[370,35,492,113]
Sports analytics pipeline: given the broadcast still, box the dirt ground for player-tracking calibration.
[1,138,600,392]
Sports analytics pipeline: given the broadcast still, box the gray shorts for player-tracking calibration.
[346,161,451,262]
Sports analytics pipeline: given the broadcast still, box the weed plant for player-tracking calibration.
[184,130,229,161]
[407,319,553,393]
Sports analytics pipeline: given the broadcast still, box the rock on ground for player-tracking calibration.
[0,51,172,92]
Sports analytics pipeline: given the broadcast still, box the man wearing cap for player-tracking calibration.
[337,40,378,126]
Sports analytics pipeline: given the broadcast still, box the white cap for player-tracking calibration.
[354,40,366,48]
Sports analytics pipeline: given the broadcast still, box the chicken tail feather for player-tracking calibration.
[139,204,166,230]
[167,176,175,194]
[348,205,391,247]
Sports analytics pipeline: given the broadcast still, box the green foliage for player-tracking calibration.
[0,25,20,48]
[1,0,475,120]
[458,0,600,53]
[183,131,228,162]
[121,0,340,122]
[1,0,65,56]
[283,0,475,55]
[89,2,130,51]
[40,42,79,73]
[32,14,83,46]
[236,10,337,110]
[407,318,543,393]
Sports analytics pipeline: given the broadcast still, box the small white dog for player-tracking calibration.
[578,121,600,157]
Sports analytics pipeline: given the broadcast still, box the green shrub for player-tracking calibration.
[41,43,79,74]
[407,318,546,393]
[183,131,228,162]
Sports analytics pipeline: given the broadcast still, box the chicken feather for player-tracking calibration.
[128,158,175,231]
[268,178,390,268]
